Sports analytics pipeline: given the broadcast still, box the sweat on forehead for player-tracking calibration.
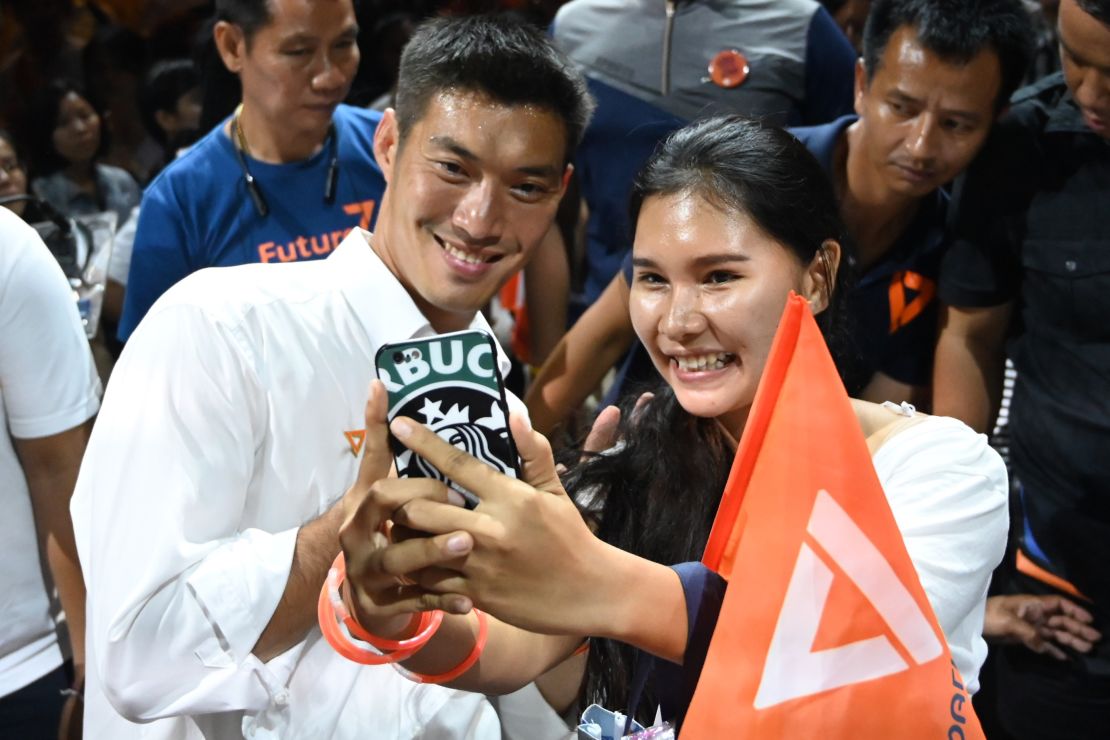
[390,14,593,160]
[862,0,1035,108]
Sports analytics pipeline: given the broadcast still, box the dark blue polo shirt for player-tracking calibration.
[791,115,949,392]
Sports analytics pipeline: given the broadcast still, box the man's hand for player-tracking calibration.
[339,381,476,636]
[984,594,1102,660]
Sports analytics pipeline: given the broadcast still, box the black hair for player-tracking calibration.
[564,117,854,720]
[862,0,1035,109]
[26,79,109,177]
[1076,0,1110,24]
[393,14,593,160]
[139,59,201,144]
[197,0,275,132]
[215,0,274,44]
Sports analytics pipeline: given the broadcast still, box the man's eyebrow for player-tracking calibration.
[428,136,562,179]
[888,89,984,123]
[887,89,923,105]
[429,136,478,161]
[1060,37,1110,74]
[515,163,562,179]
[280,25,359,44]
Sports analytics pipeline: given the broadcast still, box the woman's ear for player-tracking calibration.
[803,239,842,314]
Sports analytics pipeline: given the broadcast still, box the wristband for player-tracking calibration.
[394,608,489,684]
[318,553,444,665]
[317,576,421,665]
[328,554,443,650]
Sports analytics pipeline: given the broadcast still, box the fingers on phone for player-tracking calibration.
[392,417,505,502]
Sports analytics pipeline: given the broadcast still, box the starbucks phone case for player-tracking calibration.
[375,330,520,507]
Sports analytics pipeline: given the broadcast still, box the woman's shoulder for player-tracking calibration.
[869,409,1009,519]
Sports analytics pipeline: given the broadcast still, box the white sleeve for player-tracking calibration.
[0,210,100,436]
[71,302,299,722]
[872,416,1009,696]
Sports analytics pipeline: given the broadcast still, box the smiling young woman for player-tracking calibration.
[335,116,1009,731]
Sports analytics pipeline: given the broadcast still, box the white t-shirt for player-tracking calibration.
[72,230,504,739]
[0,208,101,697]
[872,413,1008,695]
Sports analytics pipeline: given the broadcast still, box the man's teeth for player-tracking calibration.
[675,353,733,371]
[443,243,487,265]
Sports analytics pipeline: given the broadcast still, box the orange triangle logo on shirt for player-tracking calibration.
[344,429,366,457]
[888,270,936,333]
[686,293,983,739]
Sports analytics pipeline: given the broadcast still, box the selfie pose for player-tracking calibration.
[336,116,1009,728]
[72,15,590,739]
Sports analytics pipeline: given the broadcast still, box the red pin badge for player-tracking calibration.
[709,49,750,88]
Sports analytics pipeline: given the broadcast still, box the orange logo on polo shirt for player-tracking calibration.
[256,198,377,263]
[344,429,366,457]
[343,199,377,229]
[888,270,936,333]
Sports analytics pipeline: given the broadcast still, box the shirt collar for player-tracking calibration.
[327,229,511,376]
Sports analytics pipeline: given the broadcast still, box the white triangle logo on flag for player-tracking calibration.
[753,490,943,709]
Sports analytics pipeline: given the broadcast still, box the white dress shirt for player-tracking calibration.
[72,230,503,739]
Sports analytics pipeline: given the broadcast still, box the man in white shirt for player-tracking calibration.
[71,14,592,740]
[0,208,100,735]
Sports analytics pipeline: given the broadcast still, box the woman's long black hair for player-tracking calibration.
[562,115,855,719]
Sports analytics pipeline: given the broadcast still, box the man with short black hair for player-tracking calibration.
[73,14,592,739]
[935,0,1110,735]
[794,0,1034,402]
[118,0,386,342]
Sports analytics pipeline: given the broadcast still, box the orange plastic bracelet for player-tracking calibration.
[328,553,443,650]
[394,609,489,684]
[317,573,421,665]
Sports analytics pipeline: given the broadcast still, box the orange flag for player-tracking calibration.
[684,293,983,739]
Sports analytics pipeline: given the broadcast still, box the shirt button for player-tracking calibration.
[1065,259,1078,271]
[274,689,290,706]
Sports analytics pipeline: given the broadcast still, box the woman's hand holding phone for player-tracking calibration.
[378,410,620,638]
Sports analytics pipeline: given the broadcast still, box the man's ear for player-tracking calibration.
[214,21,246,74]
[559,163,574,197]
[373,108,401,184]
[804,239,843,314]
[853,58,868,117]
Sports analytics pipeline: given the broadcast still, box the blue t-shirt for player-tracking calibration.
[119,104,386,341]
[553,0,856,306]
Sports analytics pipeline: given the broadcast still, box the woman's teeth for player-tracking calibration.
[675,353,733,371]
[443,242,487,265]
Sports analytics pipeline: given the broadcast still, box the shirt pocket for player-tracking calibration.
[1020,238,1110,341]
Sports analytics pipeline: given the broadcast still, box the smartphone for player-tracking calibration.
[374,329,521,507]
